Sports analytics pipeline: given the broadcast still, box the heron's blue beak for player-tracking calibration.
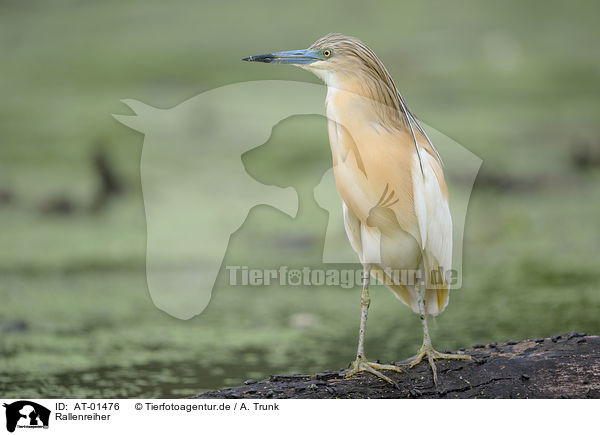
[242,49,323,65]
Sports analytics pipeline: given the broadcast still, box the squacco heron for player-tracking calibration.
[243,33,471,386]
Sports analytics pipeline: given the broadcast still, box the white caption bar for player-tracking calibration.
[0,398,589,434]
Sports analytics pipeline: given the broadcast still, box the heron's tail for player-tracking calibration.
[371,265,450,316]
[424,286,449,316]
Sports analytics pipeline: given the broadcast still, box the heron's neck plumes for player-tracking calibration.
[357,70,408,129]
[355,58,405,123]
[308,34,411,131]
[308,33,442,170]
[322,66,410,132]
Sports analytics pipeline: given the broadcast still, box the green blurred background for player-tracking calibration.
[1,0,599,398]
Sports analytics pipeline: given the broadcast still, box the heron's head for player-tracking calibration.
[243,33,389,87]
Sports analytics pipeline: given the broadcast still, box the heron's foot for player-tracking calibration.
[408,345,472,386]
[345,357,404,387]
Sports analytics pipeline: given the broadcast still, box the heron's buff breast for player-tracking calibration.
[325,86,420,240]
[324,81,451,315]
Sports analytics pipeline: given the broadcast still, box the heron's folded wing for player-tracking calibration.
[411,150,453,314]
[342,200,363,259]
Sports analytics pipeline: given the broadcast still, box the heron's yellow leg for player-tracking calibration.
[345,266,404,386]
[346,358,404,386]
[408,288,471,386]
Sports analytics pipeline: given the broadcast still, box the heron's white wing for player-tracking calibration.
[411,150,453,314]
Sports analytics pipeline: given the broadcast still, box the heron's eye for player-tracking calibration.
[323,49,332,57]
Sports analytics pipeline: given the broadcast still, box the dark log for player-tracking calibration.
[193,333,600,399]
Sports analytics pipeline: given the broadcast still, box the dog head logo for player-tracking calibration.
[3,401,50,433]
[114,80,481,319]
